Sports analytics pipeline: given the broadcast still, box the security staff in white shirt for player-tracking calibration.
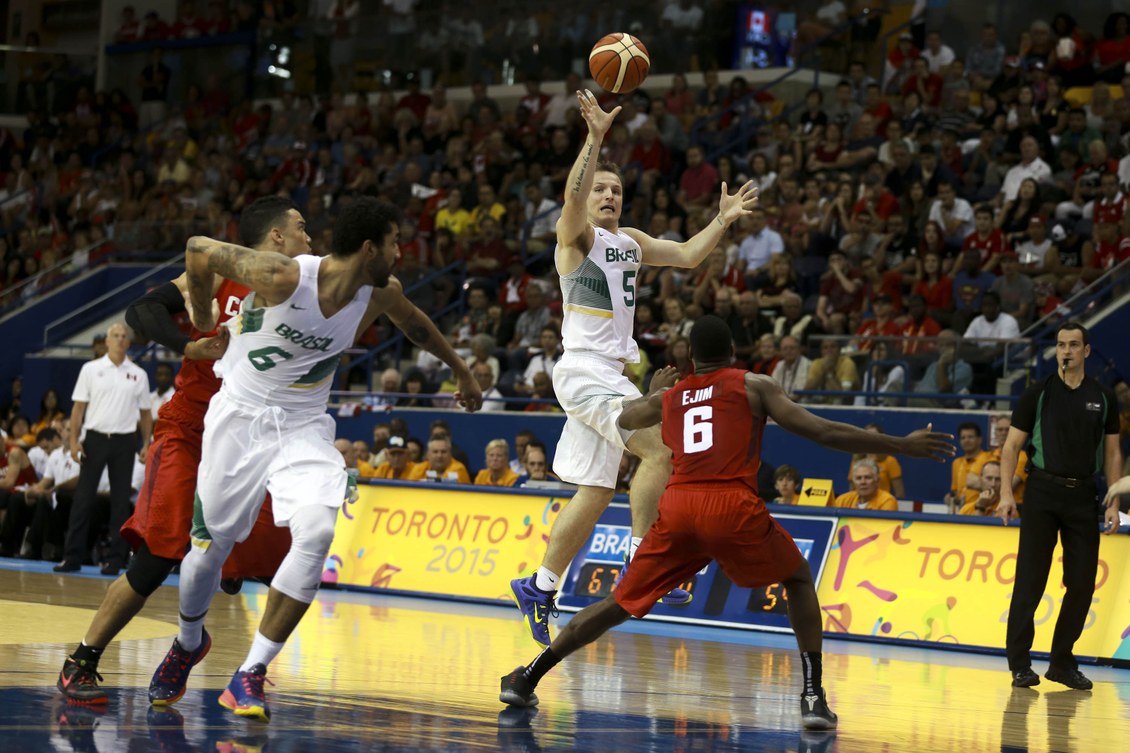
[56,323,152,575]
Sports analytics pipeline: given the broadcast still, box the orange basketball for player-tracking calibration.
[588,33,651,94]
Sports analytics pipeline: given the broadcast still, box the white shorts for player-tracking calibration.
[552,351,642,489]
[194,391,346,547]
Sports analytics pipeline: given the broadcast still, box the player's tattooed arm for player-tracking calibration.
[185,236,299,322]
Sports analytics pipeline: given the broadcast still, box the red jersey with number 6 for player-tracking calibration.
[661,368,764,491]
[173,278,249,409]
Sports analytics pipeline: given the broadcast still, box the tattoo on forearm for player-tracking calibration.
[571,142,594,195]
[716,216,724,228]
[206,244,285,288]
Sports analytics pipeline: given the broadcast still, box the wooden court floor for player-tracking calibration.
[0,561,1128,753]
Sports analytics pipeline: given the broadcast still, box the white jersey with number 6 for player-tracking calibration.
[560,226,641,364]
[214,254,371,413]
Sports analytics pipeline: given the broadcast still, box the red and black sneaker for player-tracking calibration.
[57,657,108,705]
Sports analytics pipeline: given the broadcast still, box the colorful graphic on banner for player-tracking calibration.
[816,518,1130,660]
[324,484,567,601]
[559,506,838,632]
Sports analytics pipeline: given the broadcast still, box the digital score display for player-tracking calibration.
[573,562,698,604]
[559,511,836,632]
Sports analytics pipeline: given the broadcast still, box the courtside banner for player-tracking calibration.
[817,517,1130,661]
[323,482,567,601]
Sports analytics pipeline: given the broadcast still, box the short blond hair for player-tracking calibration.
[485,438,510,456]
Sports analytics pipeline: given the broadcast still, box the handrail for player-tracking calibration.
[329,390,561,410]
[41,253,185,346]
[794,388,1019,404]
[0,43,97,55]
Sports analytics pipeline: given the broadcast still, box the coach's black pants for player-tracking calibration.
[1005,475,1100,671]
[63,430,137,567]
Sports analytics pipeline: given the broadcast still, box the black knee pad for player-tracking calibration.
[125,542,178,597]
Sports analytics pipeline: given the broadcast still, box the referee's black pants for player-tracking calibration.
[63,430,137,568]
[1005,474,1100,672]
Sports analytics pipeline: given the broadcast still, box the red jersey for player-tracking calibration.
[1,446,38,487]
[662,369,763,491]
[1092,238,1130,271]
[172,278,249,410]
[1093,193,1126,227]
[962,229,1006,263]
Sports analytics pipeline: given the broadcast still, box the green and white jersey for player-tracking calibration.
[560,226,641,363]
[215,255,371,412]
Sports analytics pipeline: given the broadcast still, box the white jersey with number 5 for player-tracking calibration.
[560,226,641,363]
[214,254,371,412]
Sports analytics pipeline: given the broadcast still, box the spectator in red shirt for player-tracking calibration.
[396,78,432,123]
[863,84,892,135]
[140,10,170,40]
[912,251,954,322]
[749,333,780,376]
[962,205,1007,272]
[899,294,943,355]
[816,251,863,335]
[465,216,509,280]
[627,122,671,196]
[859,256,904,314]
[271,141,313,188]
[115,6,141,42]
[500,256,533,315]
[855,294,900,352]
[1095,12,1130,84]
[678,145,718,209]
[1088,219,1130,271]
[518,78,551,127]
[171,0,208,39]
[852,174,899,221]
[902,57,943,110]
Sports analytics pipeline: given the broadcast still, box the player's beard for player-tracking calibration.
[367,257,392,288]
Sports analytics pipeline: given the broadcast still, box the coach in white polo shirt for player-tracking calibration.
[55,323,152,575]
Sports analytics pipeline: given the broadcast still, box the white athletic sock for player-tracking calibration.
[534,566,560,592]
[629,537,643,562]
[240,631,285,672]
[177,540,233,651]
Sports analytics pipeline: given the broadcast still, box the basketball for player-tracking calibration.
[588,33,651,94]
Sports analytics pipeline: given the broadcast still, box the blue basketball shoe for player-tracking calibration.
[510,576,558,647]
[149,629,211,705]
[218,663,272,722]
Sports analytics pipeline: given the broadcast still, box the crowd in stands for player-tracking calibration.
[3,6,1130,554]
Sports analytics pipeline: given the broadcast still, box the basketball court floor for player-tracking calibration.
[1,560,1127,752]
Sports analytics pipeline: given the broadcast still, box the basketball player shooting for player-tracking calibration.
[503,316,955,728]
[510,89,760,647]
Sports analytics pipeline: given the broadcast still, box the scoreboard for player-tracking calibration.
[558,504,837,632]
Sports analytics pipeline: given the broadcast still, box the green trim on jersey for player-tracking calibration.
[190,492,211,542]
[1030,390,1046,470]
[562,257,614,312]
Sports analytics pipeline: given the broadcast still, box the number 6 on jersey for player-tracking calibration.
[684,406,713,453]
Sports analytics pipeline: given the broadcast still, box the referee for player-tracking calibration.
[996,321,1122,690]
[55,323,152,575]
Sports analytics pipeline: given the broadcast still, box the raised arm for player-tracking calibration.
[556,90,621,261]
[749,373,954,460]
[625,181,759,269]
[184,236,300,331]
[360,278,483,412]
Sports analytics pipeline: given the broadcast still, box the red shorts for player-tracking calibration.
[121,398,291,578]
[614,482,804,618]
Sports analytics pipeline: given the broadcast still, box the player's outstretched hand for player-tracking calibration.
[648,366,679,394]
[901,423,956,462]
[716,180,759,227]
[576,89,620,140]
[184,326,230,360]
[453,370,484,413]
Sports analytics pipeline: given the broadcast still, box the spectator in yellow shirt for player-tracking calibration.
[372,435,419,480]
[961,460,1002,516]
[847,423,906,497]
[407,436,471,484]
[474,438,519,487]
[982,414,1028,505]
[804,339,861,405]
[832,459,899,511]
[945,421,992,513]
[434,188,473,240]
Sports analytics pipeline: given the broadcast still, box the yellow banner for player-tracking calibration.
[816,518,1130,660]
[324,484,566,601]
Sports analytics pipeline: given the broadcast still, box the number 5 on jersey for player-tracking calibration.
[684,406,713,453]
